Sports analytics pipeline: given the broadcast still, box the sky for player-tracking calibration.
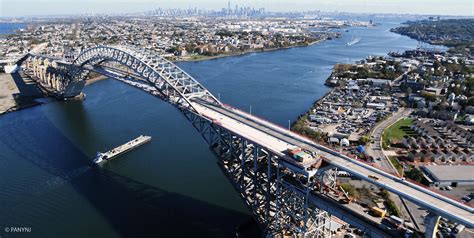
[0,0,473,17]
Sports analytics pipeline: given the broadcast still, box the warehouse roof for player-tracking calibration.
[422,165,474,182]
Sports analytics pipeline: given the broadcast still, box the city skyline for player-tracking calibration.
[1,0,473,17]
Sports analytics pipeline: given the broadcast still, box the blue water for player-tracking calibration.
[0,17,433,237]
[0,23,26,34]
[178,18,442,127]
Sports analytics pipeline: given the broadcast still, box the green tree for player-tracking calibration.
[380,189,390,200]
[405,168,429,185]
[385,199,400,216]
[340,183,360,199]
[359,135,371,145]
[420,91,437,102]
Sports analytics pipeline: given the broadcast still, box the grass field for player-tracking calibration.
[382,118,413,148]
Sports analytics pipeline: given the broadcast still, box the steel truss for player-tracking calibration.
[88,61,335,237]
[72,45,221,112]
[20,45,338,237]
[182,116,333,237]
[316,166,338,192]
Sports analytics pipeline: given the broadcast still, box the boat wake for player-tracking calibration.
[346,37,361,46]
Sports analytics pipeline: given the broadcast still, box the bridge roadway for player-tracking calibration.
[19,47,473,230]
[191,100,474,228]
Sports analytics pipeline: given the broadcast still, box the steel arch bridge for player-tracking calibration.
[73,45,222,112]
[17,45,474,238]
[19,45,340,237]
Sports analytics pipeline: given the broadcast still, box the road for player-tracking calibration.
[192,100,474,229]
[364,108,429,231]
[365,107,412,172]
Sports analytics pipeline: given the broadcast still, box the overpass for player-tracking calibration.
[12,45,474,237]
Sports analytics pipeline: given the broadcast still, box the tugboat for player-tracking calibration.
[93,152,109,164]
[93,135,152,164]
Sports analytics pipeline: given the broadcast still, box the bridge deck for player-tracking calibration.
[192,101,474,228]
[21,45,472,228]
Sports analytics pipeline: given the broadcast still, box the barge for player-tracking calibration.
[93,135,151,164]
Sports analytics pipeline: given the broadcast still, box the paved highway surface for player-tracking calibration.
[366,107,412,172]
[192,100,474,228]
[364,108,425,230]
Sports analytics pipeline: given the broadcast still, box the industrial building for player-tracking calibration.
[422,165,474,186]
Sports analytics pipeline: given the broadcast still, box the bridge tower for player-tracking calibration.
[20,55,85,99]
[271,172,332,237]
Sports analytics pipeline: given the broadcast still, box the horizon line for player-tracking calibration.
[1,9,473,19]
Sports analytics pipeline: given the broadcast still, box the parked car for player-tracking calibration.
[462,196,472,202]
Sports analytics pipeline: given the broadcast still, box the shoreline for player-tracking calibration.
[175,39,325,62]
[72,40,327,83]
[0,100,43,116]
[0,75,107,116]
[85,75,108,85]
[290,82,335,136]
[71,40,328,84]
[0,72,45,116]
[0,38,328,117]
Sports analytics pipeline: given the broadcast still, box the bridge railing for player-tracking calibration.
[335,151,472,207]
[403,177,474,208]
[220,103,474,213]
[223,102,398,173]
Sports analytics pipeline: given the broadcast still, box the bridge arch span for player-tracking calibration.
[17,45,474,236]
[73,45,221,112]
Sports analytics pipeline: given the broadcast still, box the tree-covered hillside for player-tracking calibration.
[391,18,474,47]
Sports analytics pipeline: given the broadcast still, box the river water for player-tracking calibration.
[0,23,26,35]
[0,18,433,237]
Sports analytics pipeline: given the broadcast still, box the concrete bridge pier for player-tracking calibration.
[21,56,86,99]
[39,67,45,83]
[55,76,62,91]
[33,62,39,78]
[424,213,440,238]
[47,72,52,87]
[51,74,57,89]
[62,80,86,99]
